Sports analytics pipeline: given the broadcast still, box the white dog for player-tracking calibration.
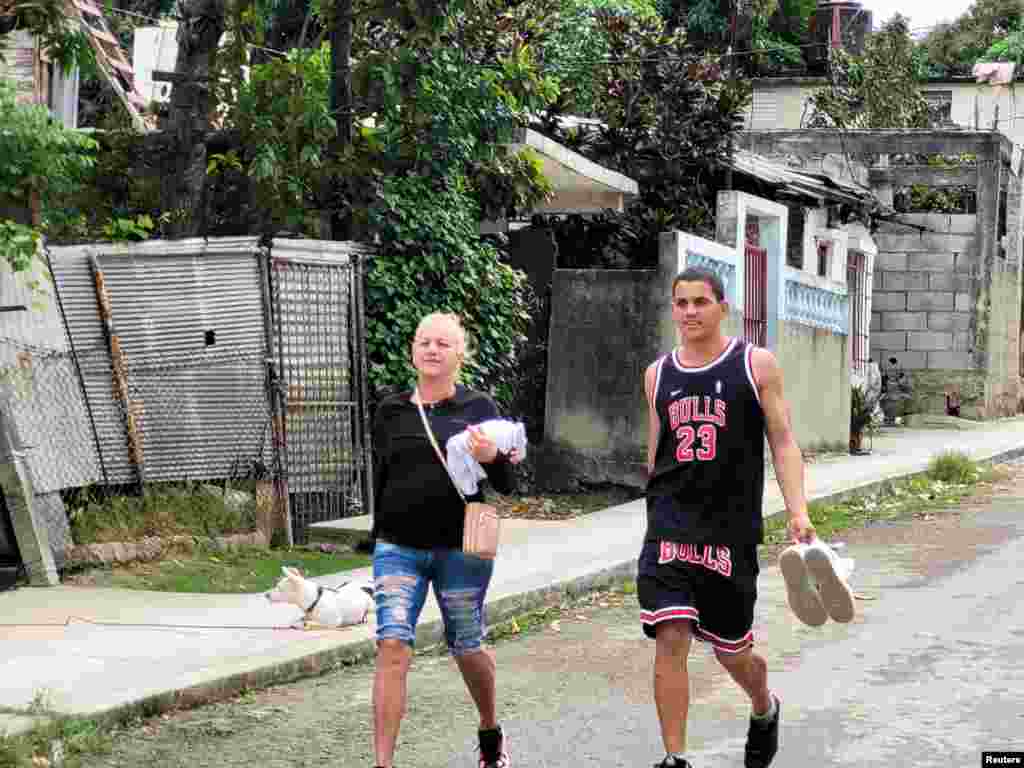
[265,566,374,628]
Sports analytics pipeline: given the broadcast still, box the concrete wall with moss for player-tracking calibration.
[775,321,850,451]
[980,262,1023,417]
[868,189,1022,419]
[540,253,851,490]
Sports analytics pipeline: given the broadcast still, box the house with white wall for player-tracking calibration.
[744,73,1024,143]
[0,2,148,130]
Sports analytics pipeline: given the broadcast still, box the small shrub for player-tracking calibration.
[927,451,978,485]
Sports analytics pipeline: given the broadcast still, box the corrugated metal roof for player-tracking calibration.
[729,148,876,206]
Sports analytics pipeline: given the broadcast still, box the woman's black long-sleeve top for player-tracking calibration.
[371,385,516,550]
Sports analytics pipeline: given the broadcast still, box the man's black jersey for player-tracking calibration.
[646,337,766,545]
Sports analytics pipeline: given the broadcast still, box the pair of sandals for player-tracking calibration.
[779,540,856,626]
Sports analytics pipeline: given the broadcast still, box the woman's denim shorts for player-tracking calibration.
[373,539,494,656]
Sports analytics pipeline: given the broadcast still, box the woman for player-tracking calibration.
[370,312,519,768]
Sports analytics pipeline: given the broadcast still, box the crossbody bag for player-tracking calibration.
[414,389,501,560]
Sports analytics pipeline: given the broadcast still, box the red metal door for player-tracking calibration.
[743,243,768,347]
[847,251,869,376]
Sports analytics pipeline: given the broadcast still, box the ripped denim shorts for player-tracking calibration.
[373,539,494,656]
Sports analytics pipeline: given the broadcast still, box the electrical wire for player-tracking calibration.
[92,4,969,69]
[101,5,289,58]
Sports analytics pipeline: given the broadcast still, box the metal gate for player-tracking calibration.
[847,252,870,377]
[743,243,768,347]
[266,241,374,545]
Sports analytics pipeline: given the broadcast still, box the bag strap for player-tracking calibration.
[414,388,468,504]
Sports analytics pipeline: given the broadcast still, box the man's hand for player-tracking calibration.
[787,510,815,544]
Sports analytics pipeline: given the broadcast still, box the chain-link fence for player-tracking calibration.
[0,337,105,494]
[0,337,277,495]
[0,237,374,552]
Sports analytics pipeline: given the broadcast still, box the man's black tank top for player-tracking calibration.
[646,337,766,545]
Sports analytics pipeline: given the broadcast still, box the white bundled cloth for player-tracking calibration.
[445,419,527,496]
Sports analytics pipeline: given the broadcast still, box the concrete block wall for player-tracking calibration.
[871,215,984,414]
[871,215,979,373]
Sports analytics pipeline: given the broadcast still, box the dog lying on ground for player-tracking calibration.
[265,566,374,629]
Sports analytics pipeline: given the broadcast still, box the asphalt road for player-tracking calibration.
[86,466,1024,768]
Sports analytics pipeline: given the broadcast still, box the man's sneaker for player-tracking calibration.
[803,541,856,623]
[744,693,780,768]
[478,726,510,768]
[654,756,693,768]
[779,544,827,627]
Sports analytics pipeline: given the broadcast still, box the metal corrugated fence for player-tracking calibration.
[0,237,374,543]
[96,239,270,483]
[43,238,271,488]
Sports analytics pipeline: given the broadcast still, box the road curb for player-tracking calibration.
[763,444,1024,519]
[56,443,1024,731]
[77,561,639,731]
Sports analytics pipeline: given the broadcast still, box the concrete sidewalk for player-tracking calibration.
[2,418,1024,738]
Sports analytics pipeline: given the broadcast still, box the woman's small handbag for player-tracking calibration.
[415,390,501,560]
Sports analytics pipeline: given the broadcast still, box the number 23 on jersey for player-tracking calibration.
[668,394,727,464]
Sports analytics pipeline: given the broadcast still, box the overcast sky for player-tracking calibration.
[860,0,973,35]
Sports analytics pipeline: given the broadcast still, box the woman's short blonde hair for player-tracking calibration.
[414,312,474,368]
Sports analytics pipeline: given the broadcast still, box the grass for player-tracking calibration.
[0,716,112,768]
[67,482,259,545]
[761,451,999,547]
[88,547,370,594]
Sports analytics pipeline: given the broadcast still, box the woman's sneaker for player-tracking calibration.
[779,544,828,626]
[654,756,693,767]
[803,541,856,623]
[479,726,510,768]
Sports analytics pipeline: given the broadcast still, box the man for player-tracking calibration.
[638,266,815,768]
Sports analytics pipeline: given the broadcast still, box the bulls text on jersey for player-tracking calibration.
[668,395,727,463]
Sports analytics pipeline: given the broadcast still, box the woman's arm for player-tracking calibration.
[469,396,517,496]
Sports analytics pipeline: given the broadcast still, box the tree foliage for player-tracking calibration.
[538,9,750,264]
[653,0,814,75]
[805,15,930,130]
[531,0,659,117]
[0,79,97,275]
[918,0,1024,77]
[204,0,559,404]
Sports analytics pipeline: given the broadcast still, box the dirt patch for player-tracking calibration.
[490,485,640,520]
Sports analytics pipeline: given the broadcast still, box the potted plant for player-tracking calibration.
[850,363,882,455]
[850,385,873,453]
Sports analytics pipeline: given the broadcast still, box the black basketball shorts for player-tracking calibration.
[637,539,760,654]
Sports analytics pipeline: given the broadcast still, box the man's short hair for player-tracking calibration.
[672,267,725,303]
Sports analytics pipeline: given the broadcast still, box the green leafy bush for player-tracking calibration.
[927,451,979,485]
[365,176,533,408]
